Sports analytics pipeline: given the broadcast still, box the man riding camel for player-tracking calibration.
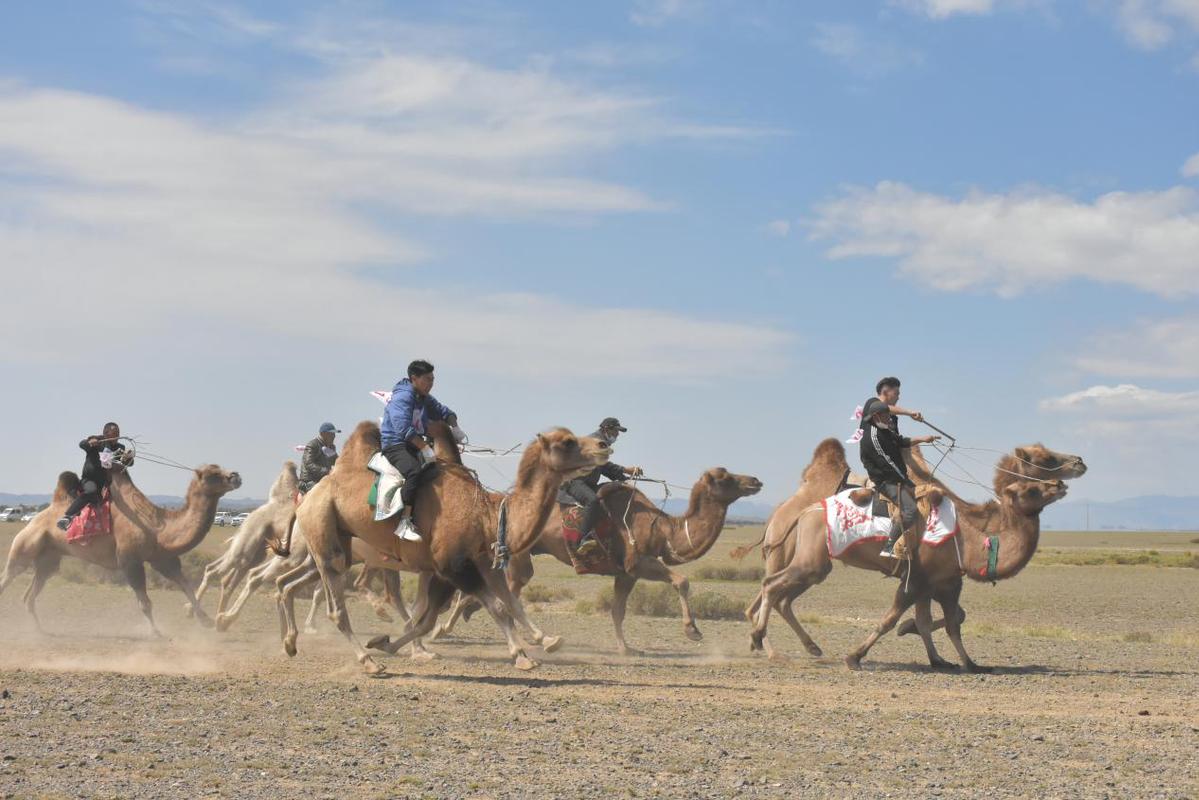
[57,421,130,531]
[299,422,340,493]
[858,377,939,558]
[380,359,466,542]
[558,417,643,558]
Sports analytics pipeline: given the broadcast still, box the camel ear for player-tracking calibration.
[1013,447,1030,462]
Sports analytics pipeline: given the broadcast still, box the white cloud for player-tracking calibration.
[890,0,997,19]
[1184,151,1199,177]
[1040,383,1199,415]
[0,28,789,377]
[1114,0,1199,49]
[811,23,925,76]
[630,0,704,27]
[1073,317,1199,379]
[764,219,792,237]
[808,181,1199,296]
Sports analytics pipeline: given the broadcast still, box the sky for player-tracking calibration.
[1,0,1197,509]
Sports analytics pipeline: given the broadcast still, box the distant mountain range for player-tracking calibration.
[4,493,1196,531]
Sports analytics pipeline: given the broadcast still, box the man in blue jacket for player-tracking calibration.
[381,359,466,541]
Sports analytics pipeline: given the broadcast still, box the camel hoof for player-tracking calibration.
[844,655,862,671]
[540,635,563,653]
[214,614,232,633]
[684,624,703,642]
[283,634,297,658]
[365,634,391,651]
[410,648,438,662]
[805,643,823,657]
[965,662,993,674]
[514,654,539,671]
[896,619,917,637]
[361,657,387,676]
[749,633,765,652]
[929,658,957,671]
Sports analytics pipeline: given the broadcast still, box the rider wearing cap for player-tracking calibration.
[299,422,340,493]
[558,417,643,558]
[859,377,940,557]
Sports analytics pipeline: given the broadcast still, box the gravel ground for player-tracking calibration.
[1,527,1196,799]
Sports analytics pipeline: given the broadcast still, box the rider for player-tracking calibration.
[380,360,466,542]
[57,421,129,531]
[299,422,340,493]
[858,377,939,558]
[558,417,643,558]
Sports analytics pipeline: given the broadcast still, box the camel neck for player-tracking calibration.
[502,465,560,556]
[955,499,1041,581]
[111,470,220,556]
[661,488,730,565]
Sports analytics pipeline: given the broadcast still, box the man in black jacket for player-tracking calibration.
[57,421,129,531]
[859,377,939,557]
[299,422,340,493]
[558,417,643,558]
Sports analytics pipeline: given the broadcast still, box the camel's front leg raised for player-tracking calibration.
[845,575,925,670]
[366,576,457,658]
[480,564,562,654]
[121,559,163,638]
[896,605,966,638]
[630,557,701,643]
[275,556,319,656]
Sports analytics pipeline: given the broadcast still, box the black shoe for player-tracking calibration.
[56,516,72,532]
[576,537,600,558]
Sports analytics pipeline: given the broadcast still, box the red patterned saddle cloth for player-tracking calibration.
[560,505,619,575]
[67,490,112,545]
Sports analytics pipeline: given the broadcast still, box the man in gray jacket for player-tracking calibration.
[558,417,643,557]
[299,422,340,493]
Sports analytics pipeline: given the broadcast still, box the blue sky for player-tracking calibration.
[2,0,1197,508]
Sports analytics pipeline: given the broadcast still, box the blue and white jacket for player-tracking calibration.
[380,378,456,449]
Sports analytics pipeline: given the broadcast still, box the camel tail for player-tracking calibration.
[730,522,769,561]
[53,471,81,504]
[267,517,294,558]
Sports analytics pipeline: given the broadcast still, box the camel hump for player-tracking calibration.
[54,471,81,503]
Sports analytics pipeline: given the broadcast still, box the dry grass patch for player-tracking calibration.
[1033,549,1199,568]
[521,583,574,603]
[691,564,765,582]
[592,584,746,620]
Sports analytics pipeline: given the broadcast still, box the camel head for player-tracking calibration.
[699,468,764,505]
[1006,444,1087,481]
[193,464,243,497]
[1000,478,1068,516]
[530,428,610,480]
[269,461,300,503]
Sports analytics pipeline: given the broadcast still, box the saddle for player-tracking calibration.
[560,504,620,575]
[67,489,112,545]
[847,482,945,559]
[366,452,405,522]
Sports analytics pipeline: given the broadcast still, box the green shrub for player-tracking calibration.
[691,565,764,582]
[521,583,574,603]
[593,583,746,620]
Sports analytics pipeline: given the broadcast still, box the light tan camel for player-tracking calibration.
[436,468,763,655]
[745,441,1085,670]
[195,461,299,618]
[282,421,610,674]
[0,463,241,634]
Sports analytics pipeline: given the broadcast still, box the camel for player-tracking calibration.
[194,461,299,618]
[0,462,241,634]
[745,440,1086,670]
[436,468,763,655]
[281,421,610,674]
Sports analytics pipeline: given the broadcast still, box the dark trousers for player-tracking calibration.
[382,443,425,507]
[65,479,101,518]
[878,481,918,542]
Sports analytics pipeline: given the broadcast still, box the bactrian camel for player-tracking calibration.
[437,468,763,655]
[1,462,241,635]
[283,421,610,674]
[744,440,1085,670]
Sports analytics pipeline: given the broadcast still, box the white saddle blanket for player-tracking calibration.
[822,489,958,558]
[367,452,405,522]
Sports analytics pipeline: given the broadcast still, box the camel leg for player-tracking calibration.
[150,555,213,628]
[469,582,539,670]
[276,557,320,656]
[480,565,562,654]
[429,591,467,640]
[750,566,810,660]
[630,557,702,643]
[897,605,967,637]
[122,560,163,638]
[937,582,990,673]
[214,564,249,618]
[366,576,456,657]
[381,569,412,624]
[912,598,955,670]
[304,583,323,633]
[22,551,61,633]
[845,576,924,670]
[611,573,641,656]
[192,558,222,613]
[310,547,385,675]
[775,584,824,658]
[216,558,277,632]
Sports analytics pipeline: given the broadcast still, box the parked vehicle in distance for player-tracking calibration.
[213,512,231,526]
[230,512,250,527]
[20,512,36,522]
[0,507,21,522]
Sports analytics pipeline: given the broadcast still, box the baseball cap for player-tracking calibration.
[319,422,341,434]
[599,417,627,432]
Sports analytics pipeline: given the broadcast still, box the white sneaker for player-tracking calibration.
[879,544,898,559]
[394,516,422,542]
